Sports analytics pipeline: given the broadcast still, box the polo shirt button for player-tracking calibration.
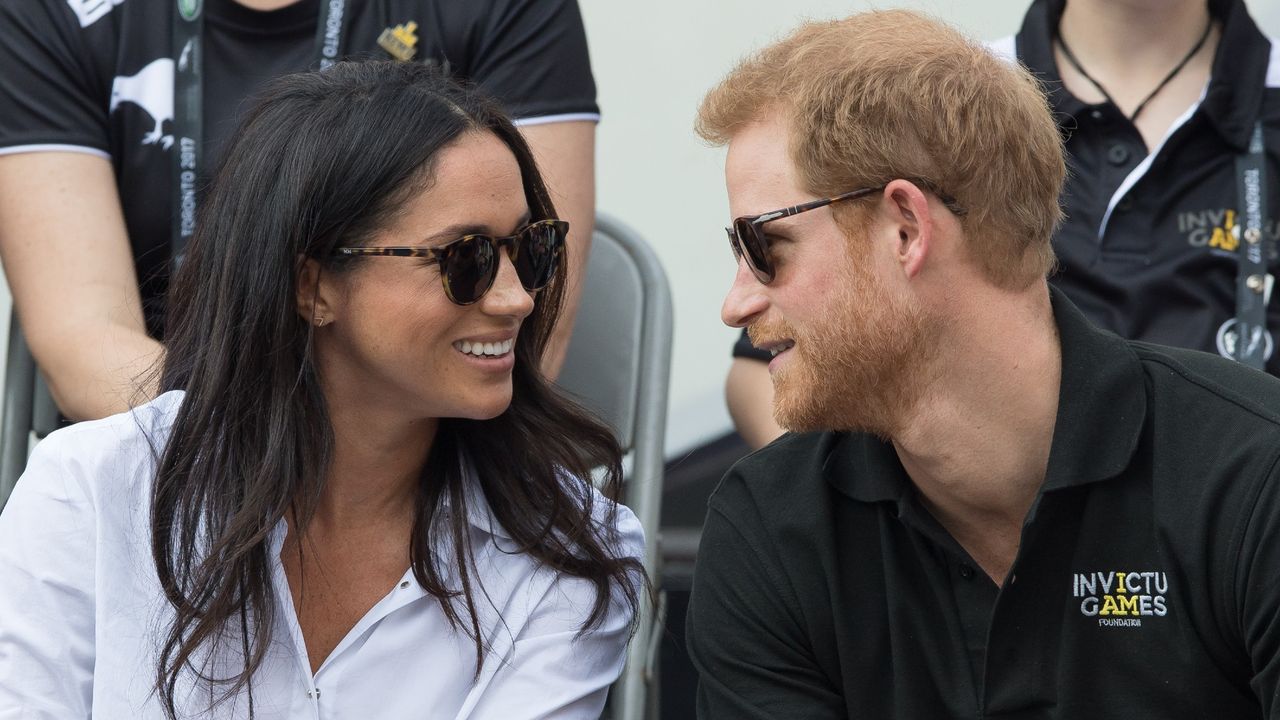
[1090,109,1104,121]
[959,564,975,579]
[1107,143,1131,166]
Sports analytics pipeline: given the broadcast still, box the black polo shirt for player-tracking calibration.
[687,289,1280,718]
[1014,0,1280,374]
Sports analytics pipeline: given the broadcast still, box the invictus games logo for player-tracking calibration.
[1073,570,1168,628]
[1177,208,1279,257]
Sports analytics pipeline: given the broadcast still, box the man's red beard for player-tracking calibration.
[749,251,934,439]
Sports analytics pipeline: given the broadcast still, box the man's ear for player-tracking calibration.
[296,257,334,327]
[883,179,934,279]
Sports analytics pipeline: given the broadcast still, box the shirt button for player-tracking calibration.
[1090,109,1104,121]
[400,580,410,589]
[1107,143,1131,166]
[959,564,975,580]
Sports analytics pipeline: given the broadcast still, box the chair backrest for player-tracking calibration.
[0,312,58,510]
[557,213,672,720]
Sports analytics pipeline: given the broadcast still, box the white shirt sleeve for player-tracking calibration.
[0,437,97,719]
[458,504,645,720]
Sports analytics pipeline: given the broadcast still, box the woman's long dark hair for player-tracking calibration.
[149,61,644,715]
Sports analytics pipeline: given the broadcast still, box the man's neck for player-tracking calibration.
[891,282,1061,583]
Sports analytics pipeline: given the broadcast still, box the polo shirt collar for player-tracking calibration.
[825,287,1147,505]
[1039,286,1147,490]
[1016,0,1270,151]
[1199,0,1271,151]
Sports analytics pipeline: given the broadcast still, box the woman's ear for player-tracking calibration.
[296,257,333,327]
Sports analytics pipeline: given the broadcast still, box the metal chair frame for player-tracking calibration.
[558,213,673,720]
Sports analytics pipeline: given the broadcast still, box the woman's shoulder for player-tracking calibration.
[21,390,184,507]
[464,465,645,563]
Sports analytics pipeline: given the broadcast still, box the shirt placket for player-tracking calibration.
[308,570,427,718]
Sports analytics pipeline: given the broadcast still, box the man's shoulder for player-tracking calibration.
[1132,342,1280,428]
[710,431,846,520]
[1130,343,1280,476]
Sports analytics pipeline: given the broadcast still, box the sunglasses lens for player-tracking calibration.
[733,218,773,283]
[514,221,564,291]
[442,236,497,304]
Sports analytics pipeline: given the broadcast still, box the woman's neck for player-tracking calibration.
[309,402,437,530]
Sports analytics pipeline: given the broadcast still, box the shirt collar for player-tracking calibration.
[1198,0,1272,151]
[455,450,514,540]
[826,287,1147,504]
[1016,0,1270,151]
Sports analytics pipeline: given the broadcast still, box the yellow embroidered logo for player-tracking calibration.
[1074,570,1168,628]
[378,22,419,62]
[1178,208,1279,254]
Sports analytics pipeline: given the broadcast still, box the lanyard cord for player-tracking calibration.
[1233,123,1273,369]
[170,0,348,265]
[1055,16,1213,123]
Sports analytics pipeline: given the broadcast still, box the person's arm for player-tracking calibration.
[0,152,163,421]
[726,327,785,448]
[726,357,784,449]
[0,433,96,715]
[520,120,594,380]
[686,496,844,719]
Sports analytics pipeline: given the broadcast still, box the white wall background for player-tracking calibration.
[578,0,1280,456]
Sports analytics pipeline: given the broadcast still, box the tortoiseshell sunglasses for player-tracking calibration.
[334,219,567,305]
[726,179,966,284]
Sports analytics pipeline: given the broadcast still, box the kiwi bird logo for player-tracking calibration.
[109,58,175,149]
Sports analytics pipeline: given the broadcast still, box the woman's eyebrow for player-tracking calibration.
[420,213,533,245]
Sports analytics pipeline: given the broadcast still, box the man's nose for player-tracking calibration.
[721,258,768,328]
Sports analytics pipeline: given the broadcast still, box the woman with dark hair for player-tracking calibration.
[0,61,644,719]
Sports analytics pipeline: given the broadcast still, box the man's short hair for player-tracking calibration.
[697,10,1065,289]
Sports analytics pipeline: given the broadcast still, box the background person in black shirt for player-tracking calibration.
[688,10,1280,718]
[0,0,599,421]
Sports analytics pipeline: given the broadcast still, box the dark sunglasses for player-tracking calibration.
[333,219,567,305]
[726,180,966,284]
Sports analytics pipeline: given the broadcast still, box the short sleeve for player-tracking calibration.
[462,0,598,121]
[0,0,111,153]
[0,437,97,718]
[1235,453,1280,714]
[733,327,772,361]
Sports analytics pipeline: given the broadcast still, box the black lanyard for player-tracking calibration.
[170,0,348,265]
[1233,121,1273,369]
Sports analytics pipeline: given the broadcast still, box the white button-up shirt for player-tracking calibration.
[0,391,644,719]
